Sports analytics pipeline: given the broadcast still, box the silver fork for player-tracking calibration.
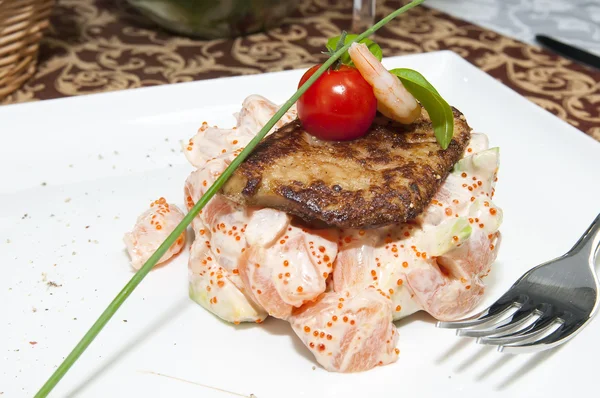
[437,213,600,353]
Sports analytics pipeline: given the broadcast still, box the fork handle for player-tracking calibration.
[569,213,600,263]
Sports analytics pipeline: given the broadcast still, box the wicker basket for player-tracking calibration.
[0,0,54,99]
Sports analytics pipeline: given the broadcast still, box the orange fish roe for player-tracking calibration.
[395,305,401,312]
[402,262,408,268]
[297,286,303,293]
[313,331,319,337]
[490,208,497,215]
[350,320,356,325]
[395,348,400,355]
[343,316,348,323]
[397,279,403,286]
[332,316,338,321]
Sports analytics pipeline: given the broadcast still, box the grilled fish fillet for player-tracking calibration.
[221,108,471,229]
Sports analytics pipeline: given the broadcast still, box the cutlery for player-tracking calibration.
[535,34,600,70]
[437,214,600,353]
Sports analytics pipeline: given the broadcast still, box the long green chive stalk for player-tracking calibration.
[34,1,426,396]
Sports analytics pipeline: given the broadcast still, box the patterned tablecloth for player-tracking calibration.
[2,0,599,141]
[428,0,600,57]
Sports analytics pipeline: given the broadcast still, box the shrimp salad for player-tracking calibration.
[124,54,502,373]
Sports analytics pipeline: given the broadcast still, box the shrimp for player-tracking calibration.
[185,155,338,321]
[331,133,502,322]
[240,215,338,319]
[332,228,423,321]
[289,286,399,372]
[123,198,186,270]
[348,42,421,124]
[184,95,297,169]
[188,237,267,324]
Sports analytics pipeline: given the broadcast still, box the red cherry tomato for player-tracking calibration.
[297,64,377,141]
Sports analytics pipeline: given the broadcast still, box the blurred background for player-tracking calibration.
[427,0,600,56]
[0,0,598,140]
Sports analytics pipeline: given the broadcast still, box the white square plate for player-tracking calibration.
[1,51,599,398]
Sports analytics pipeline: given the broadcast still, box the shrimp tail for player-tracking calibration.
[348,42,421,124]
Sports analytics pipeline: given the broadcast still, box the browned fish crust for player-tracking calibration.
[221,108,471,229]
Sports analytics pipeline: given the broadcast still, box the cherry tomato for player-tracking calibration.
[297,64,377,141]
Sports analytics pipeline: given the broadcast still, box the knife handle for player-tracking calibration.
[535,34,600,71]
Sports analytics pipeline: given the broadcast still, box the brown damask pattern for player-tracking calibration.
[2,0,599,141]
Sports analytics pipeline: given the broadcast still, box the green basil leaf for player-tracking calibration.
[389,68,454,149]
[327,34,383,66]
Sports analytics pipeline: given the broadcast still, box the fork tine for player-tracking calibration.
[457,308,541,338]
[476,316,559,346]
[499,316,588,354]
[436,302,521,329]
